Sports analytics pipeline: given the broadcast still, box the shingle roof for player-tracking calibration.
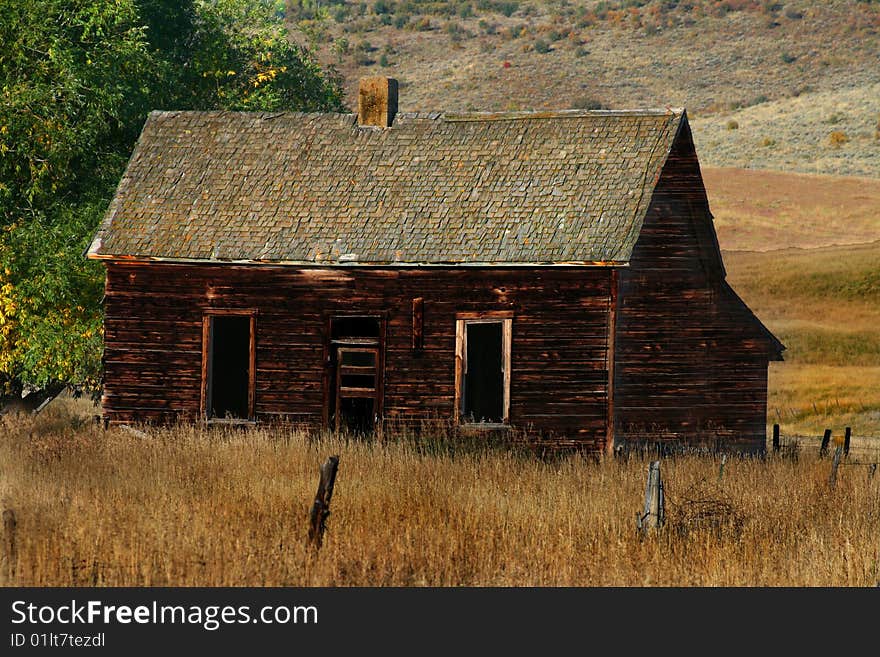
[88,108,685,265]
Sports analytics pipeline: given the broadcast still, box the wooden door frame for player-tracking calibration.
[322,313,387,431]
[454,311,513,427]
[605,269,619,456]
[200,308,257,422]
[333,345,381,433]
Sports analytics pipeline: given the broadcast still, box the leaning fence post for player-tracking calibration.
[637,460,665,532]
[772,424,780,452]
[829,446,842,488]
[843,427,851,457]
[820,429,831,458]
[308,456,339,550]
[2,508,16,583]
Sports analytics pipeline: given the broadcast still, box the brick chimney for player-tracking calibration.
[358,76,398,128]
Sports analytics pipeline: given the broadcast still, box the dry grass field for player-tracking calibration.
[1,400,877,587]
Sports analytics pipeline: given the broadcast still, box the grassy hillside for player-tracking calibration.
[704,166,880,436]
[724,242,880,436]
[692,84,880,177]
[702,167,880,250]
[290,0,880,176]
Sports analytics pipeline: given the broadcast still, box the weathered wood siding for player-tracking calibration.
[102,264,613,450]
[613,120,779,453]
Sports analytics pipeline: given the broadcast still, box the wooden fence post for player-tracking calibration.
[843,427,851,457]
[829,446,842,488]
[819,429,831,458]
[308,456,339,550]
[868,463,877,480]
[637,460,665,532]
[772,424,780,452]
[718,453,727,482]
[2,508,16,583]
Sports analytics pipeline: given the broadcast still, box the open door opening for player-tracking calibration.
[327,316,383,435]
[203,313,255,421]
[464,322,504,423]
[455,313,511,426]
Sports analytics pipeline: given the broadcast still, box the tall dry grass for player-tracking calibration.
[1,402,878,587]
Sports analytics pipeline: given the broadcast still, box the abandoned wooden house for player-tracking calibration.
[87,76,784,453]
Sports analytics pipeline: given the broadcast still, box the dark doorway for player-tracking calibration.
[207,315,251,419]
[327,316,383,435]
[464,322,504,423]
[332,316,380,340]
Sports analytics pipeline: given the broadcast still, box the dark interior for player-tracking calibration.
[332,316,380,339]
[338,397,375,435]
[209,315,250,419]
[464,322,504,423]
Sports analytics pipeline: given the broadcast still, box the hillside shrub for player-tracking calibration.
[498,1,518,17]
[572,97,607,110]
[726,119,739,130]
[829,131,850,148]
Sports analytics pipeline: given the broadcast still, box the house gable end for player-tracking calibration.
[630,112,783,359]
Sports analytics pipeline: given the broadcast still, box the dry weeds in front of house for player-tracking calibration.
[1,403,877,587]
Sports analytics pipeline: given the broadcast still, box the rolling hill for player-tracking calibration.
[289,0,880,177]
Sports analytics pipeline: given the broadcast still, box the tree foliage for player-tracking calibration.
[141,0,345,112]
[0,0,344,399]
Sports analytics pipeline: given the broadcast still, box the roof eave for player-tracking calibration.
[86,253,630,268]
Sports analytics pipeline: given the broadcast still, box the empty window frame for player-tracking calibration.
[454,312,512,425]
[201,310,256,421]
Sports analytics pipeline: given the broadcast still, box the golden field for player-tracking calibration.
[706,167,880,438]
[1,400,877,587]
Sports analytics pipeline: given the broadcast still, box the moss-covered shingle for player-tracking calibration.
[89,108,684,265]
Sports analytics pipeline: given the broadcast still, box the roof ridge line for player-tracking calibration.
[444,108,684,122]
[144,109,685,123]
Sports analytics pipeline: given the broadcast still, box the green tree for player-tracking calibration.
[133,0,344,112]
[0,0,154,399]
[0,0,344,406]
[182,0,344,111]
